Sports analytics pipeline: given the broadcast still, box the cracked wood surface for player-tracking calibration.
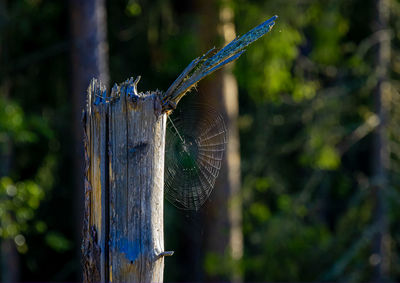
[83,78,166,282]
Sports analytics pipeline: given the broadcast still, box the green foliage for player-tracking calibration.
[308,3,349,65]
[244,216,332,281]
[2,0,400,281]
[0,97,36,143]
[232,0,400,281]
[0,0,75,280]
[125,0,142,16]
[204,251,242,279]
[45,231,72,253]
[0,91,50,254]
[0,177,43,252]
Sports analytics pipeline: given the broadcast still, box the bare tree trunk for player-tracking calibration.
[0,0,20,281]
[1,239,19,283]
[0,101,20,283]
[371,0,391,281]
[69,0,109,278]
[197,0,243,281]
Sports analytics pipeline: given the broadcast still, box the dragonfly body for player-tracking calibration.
[161,15,277,114]
[109,16,277,210]
[162,16,277,210]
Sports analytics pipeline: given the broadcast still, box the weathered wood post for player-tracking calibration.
[82,77,171,282]
[81,15,277,283]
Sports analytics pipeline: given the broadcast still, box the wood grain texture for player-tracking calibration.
[83,78,167,283]
[83,79,107,283]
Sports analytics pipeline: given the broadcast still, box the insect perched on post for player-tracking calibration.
[161,15,278,210]
[90,15,277,211]
[82,15,277,282]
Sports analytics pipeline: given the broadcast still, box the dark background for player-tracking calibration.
[0,0,399,282]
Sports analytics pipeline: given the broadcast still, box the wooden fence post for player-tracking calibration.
[81,15,277,283]
[82,77,170,283]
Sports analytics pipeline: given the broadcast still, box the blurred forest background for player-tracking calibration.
[0,0,399,281]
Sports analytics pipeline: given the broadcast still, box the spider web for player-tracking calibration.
[164,104,227,210]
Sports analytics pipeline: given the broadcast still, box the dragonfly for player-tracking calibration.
[162,15,277,210]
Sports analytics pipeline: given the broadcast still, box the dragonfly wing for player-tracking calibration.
[162,15,277,112]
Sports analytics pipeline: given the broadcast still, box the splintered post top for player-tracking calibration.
[161,15,278,113]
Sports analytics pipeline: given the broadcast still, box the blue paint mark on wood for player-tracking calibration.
[118,237,140,263]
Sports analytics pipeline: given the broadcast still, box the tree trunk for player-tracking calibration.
[0,1,20,281]
[82,78,169,282]
[1,240,19,283]
[0,101,20,283]
[371,0,390,281]
[69,0,109,270]
[197,0,243,281]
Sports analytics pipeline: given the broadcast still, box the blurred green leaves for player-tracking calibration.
[0,177,43,252]
[1,0,398,281]
[244,216,332,281]
[237,22,304,102]
[125,0,142,17]
[45,231,72,253]
[232,0,396,281]
[0,90,54,254]
[0,97,37,144]
[308,3,349,65]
